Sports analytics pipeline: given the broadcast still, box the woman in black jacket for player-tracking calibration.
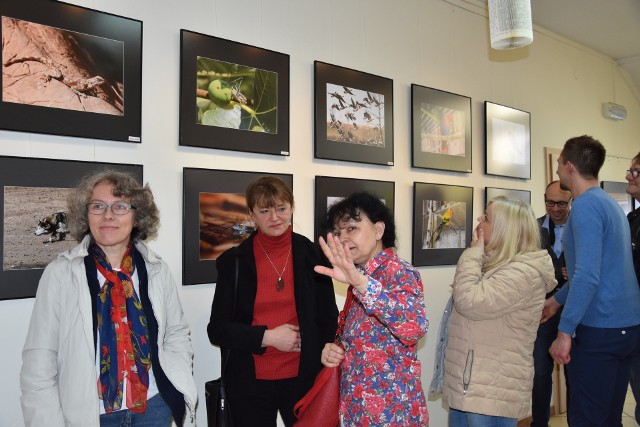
[207,176,338,426]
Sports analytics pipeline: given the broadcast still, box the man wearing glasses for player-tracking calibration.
[542,135,640,426]
[626,152,640,424]
[531,180,572,427]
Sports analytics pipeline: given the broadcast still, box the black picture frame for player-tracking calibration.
[183,168,293,285]
[179,30,290,156]
[314,61,394,166]
[484,101,531,179]
[412,182,473,267]
[600,181,634,215]
[313,176,395,240]
[411,84,472,172]
[0,156,143,300]
[485,186,531,208]
[0,2,142,143]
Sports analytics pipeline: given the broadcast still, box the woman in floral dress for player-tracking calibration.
[316,192,429,426]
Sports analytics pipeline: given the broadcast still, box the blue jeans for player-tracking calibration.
[531,309,570,427]
[568,324,640,427]
[99,393,173,427]
[449,408,517,427]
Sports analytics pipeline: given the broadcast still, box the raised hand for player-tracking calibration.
[314,233,368,292]
[471,224,484,249]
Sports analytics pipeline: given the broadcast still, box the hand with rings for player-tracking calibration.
[321,342,345,368]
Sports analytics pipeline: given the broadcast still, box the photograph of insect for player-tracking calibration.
[195,56,278,134]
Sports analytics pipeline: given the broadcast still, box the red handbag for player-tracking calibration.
[293,287,354,427]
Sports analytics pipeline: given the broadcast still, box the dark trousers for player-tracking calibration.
[531,311,570,427]
[228,377,299,427]
[568,324,640,427]
[628,351,640,423]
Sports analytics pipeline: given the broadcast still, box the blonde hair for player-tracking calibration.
[483,196,541,272]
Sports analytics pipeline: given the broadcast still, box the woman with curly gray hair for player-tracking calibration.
[20,170,197,427]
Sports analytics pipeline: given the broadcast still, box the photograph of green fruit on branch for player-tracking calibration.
[195,56,278,134]
[325,83,384,147]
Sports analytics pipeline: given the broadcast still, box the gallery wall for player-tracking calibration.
[1,0,639,426]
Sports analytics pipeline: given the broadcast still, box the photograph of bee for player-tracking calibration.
[411,85,472,172]
[180,30,290,156]
[195,57,278,134]
[314,176,394,241]
[0,1,142,143]
[0,156,142,300]
[183,168,292,285]
[314,61,393,166]
[412,182,472,266]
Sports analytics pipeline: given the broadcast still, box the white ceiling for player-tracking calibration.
[531,0,640,100]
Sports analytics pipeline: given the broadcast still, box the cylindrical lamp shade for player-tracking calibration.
[488,0,533,49]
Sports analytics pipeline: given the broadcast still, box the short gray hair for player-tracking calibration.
[66,170,159,242]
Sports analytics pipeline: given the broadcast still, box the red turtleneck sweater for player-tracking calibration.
[252,226,300,379]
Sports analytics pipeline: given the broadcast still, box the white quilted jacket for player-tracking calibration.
[443,247,557,419]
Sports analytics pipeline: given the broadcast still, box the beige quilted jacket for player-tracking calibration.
[443,246,557,419]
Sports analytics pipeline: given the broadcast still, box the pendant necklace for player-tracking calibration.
[256,237,291,291]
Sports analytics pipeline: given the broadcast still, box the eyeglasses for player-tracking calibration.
[87,202,136,215]
[545,200,570,208]
[627,169,640,179]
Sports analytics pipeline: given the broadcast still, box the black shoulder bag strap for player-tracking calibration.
[219,257,239,392]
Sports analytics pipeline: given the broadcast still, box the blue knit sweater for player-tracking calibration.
[555,186,640,334]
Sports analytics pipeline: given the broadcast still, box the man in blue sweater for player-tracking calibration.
[542,135,640,427]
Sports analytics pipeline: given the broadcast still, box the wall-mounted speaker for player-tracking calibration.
[603,102,627,121]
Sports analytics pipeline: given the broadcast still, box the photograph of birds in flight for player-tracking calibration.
[325,83,385,147]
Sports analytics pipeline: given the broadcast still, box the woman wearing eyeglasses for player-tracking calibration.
[20,170,197,427]
[207,176,338,426]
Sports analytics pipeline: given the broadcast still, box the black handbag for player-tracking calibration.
[205,376,232,427]
[206,258,238,427]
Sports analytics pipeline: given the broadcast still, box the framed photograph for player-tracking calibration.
[0,2,142,143]
[314,61,394,166]
[183,168,292,285]
[314,176,395,240]
[601,181,634,215]
[544,147,562,184]
[411,84,471,172]
[179,30,290,156]
[412,182,473,266]
[485,101,531,179]
[0,156,142,300]
[485,187,531,208]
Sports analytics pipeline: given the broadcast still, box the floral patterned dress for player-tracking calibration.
[339,248,429,426]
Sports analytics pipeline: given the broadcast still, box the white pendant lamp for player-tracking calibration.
[488,0,533,49]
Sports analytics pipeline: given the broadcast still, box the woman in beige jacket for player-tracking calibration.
[443,197,557,427]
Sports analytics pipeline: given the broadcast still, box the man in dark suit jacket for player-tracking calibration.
[531,180,572,427]
[625,152,640,423]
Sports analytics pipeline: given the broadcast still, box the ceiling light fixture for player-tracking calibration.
[488,0,533,49]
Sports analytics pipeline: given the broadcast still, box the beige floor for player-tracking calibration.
[549,386,638,426]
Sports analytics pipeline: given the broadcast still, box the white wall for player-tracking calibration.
[1,0,639,426]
